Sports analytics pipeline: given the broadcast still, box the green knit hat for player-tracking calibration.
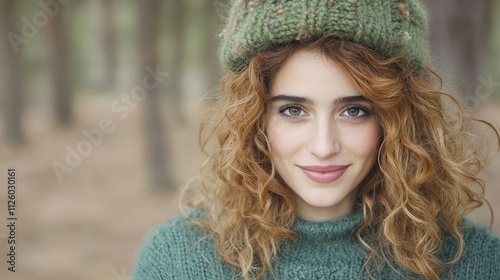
[219,0,429,73]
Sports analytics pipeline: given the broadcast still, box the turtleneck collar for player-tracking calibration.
[275,208,367,276]
[292,208,364,241]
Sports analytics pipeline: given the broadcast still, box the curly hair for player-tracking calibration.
[181,36,500,280]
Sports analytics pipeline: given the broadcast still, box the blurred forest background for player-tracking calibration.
[0,1,499,280]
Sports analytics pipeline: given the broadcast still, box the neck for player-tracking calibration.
[294,194,357,222]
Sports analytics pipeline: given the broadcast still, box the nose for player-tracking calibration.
[307,117,340,159]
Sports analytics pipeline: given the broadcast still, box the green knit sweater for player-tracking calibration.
[133,209,500,279]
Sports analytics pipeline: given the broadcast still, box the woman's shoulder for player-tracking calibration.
[463,220,500,255]
[444,219,500,278]
[133,208,231,280]
[138,208,216,257]
[149,208,207,242]
[461,219,500,254]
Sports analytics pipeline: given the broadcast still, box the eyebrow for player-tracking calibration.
[268,95,313,104]
[268,94,369,105]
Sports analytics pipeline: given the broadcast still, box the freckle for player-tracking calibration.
[277,8,285,14]
[348,0,357,4]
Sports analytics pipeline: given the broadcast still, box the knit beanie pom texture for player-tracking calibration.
[219,0,429,73]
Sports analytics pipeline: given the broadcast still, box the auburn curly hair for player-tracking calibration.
[181,36,500,280]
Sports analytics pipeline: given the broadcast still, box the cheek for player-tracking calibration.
[346,123,380,158]
[266,119,303,160]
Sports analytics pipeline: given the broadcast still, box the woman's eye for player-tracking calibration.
[287,107,303,116]
[279,106,306,117]
[341,106,368,118]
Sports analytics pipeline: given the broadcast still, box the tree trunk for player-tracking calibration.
[203,0,224,94]
[101,0,117,89]
[1,0,25,147]
[427,0,493,106]
[488,0,500,100]
[46,5,73,126]
[168,0,186,124]
[139,0,175,189]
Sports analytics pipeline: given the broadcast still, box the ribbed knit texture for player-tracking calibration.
[219,0,429,73]
[133,209,500,279]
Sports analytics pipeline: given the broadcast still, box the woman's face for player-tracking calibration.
[266,49,380,221]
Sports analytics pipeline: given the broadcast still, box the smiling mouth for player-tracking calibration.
[298,165,350,184]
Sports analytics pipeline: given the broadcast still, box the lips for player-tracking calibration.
[299,165,349,184]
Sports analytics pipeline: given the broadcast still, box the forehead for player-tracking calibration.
[270,49,361,99]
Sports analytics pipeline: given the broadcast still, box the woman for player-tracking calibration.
[134,1,500,279]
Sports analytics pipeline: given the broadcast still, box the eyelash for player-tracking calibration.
[278,104,307,119]
[341,104,371,120]
[277,104,371,120]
